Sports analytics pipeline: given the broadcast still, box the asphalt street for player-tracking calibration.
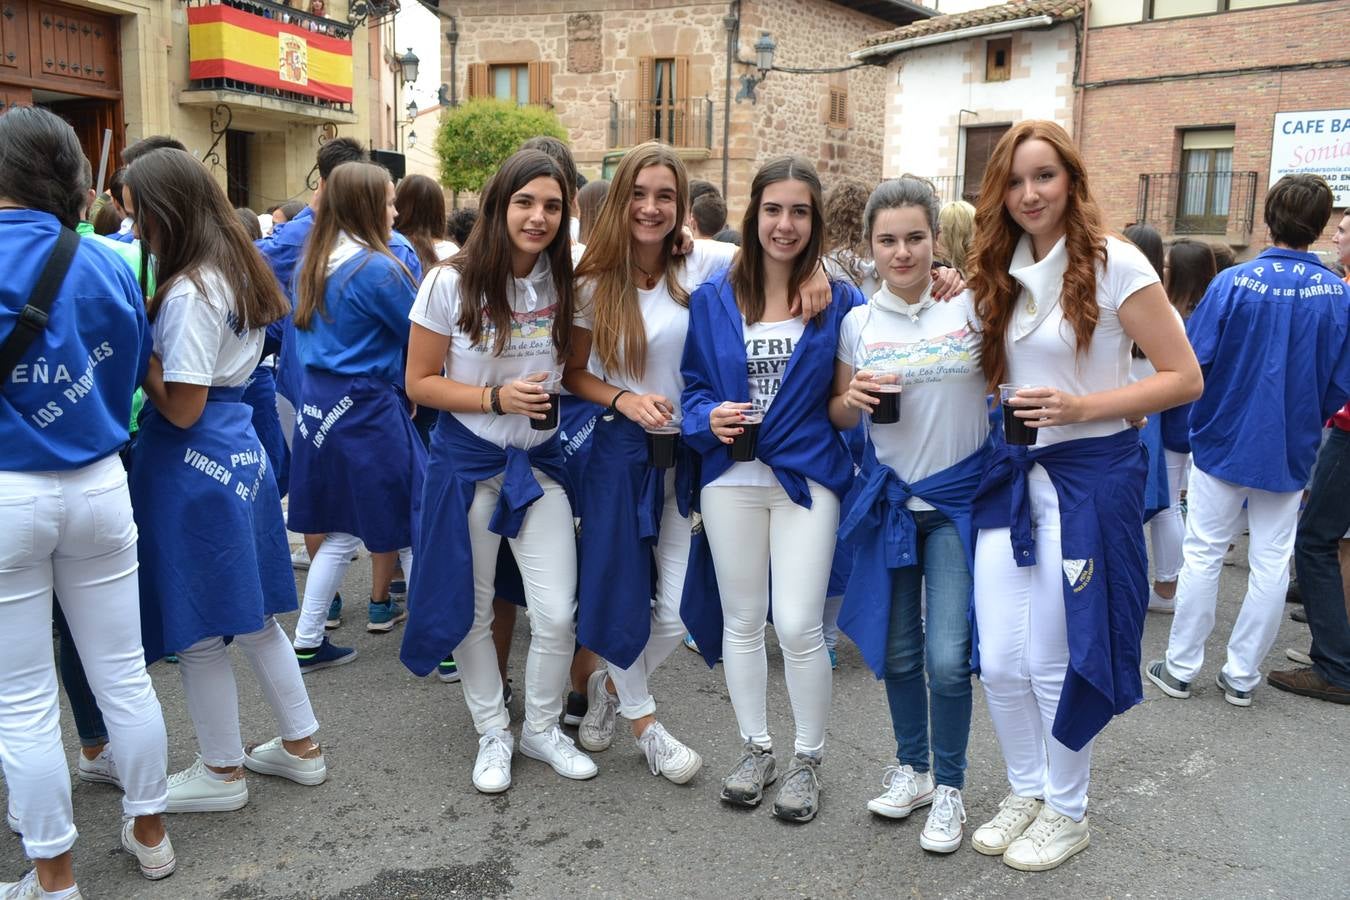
[3,531,1345,900]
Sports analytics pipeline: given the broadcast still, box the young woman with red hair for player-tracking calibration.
[965,121,1201,870]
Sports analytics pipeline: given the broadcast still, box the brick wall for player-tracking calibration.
[1080,0,1348,251]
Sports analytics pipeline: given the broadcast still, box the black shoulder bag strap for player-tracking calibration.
[1,227,80,393]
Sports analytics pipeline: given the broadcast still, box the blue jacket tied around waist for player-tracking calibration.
[576,415,694,669]
[971,428,1148,752]
[838,438,992,678]
[400,412,573,676]
[678,274,862,667]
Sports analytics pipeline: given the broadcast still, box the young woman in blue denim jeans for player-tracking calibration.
[828,176,991,853]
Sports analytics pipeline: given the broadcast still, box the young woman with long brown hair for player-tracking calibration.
[125,148,327,816]
[964,121,1201,870]
[399,149,597,794]
[288,161,424,667]
[394,173,454,272]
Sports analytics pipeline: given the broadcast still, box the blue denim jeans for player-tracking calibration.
[53,600,109,748]
[1294,427,1350,688]
[883,509,973,789]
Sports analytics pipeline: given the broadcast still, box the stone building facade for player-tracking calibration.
[439,0,929,217]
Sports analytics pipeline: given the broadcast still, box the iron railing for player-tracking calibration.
[186,0,354,113]
[609,97,713,151]
[1137,171,1258,236]
[923,175,973,205]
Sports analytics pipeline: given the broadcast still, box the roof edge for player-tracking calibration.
[852,14,1061,60]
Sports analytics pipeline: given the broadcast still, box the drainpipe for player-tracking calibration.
[1072,0,1089,144]
[722,0,740,198]
[447,15,459,106]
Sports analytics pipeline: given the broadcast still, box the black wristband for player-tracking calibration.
[490,385,504,415]
[606,389,630,420]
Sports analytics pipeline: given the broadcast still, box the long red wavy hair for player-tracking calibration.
[969,120,1108,391]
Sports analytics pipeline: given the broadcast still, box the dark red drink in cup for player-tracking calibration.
[999,383,1037,446]
[867,384,902,425]
[730,410,763,462]
[646,421,681,469]
[529,372,563,432]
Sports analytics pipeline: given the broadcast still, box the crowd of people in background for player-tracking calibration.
[2,102,1348,899]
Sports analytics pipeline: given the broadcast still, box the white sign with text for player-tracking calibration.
[1270,109,1350,206]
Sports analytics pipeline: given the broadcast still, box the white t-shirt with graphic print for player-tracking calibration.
[409,257,562,450]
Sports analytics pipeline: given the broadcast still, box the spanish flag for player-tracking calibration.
[188,4,353,104]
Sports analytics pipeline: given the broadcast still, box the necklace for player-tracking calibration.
[1025,290,1037,316]
[634,264,659,290]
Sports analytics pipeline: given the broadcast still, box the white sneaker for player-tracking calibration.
[165,757,248,813]
[1147,589,1175,614]
[577,668,617,752]
[1286,647,1312,665]
[77,747,121,788]
[243,738,327,786]
[471,729,513,794]
[1002,807,1090,871]
[866,764,934,819]
[0,870,82,899]
[636,721,702,784]
[519,724,598,780]
[120,818,176,880]
[919,785,966,853]
[290,546,311,570]
[972,792,1042,855]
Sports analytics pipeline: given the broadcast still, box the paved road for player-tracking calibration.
[4,534,1345,899]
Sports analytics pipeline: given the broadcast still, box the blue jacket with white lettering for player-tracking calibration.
[1186,247,1350,492]
[1,210,151,471]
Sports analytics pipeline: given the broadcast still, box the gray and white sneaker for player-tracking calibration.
[636,721,702,784]
[772,753,822,823]
[1286,647,1312,665]
[919,785,967,853]
[1215,670,1253,707]
[1145,659,1191,699]
[867,764,934,819]
[719,742,777,807]
[578,669,617,752]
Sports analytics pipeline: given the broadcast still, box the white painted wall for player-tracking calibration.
[881,24,1076,184]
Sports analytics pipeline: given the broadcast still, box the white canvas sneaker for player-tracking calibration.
[120,819,177,880]
[0,870,82,899]
[1002,807,1090,871]
[866,764,935,819]
[972,792,1042,855]
[520,724,598,780]
[636,721,702,784]
[472,729,513,794]
[577,669,617,752]
[243,737,327,786]
[919,785,966,853]
[76,747,121,788]
[165,757,248,814]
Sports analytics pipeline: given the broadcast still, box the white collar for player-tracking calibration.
[510,253,552,313]
[327,231,368,275]
[1008,234,1068,342]
[869,280,935,320]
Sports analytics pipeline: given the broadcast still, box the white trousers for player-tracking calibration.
[974,472,1092,821]
[177,618,320,767]
[456,472,577,735]
[1165,466,1302,692]
[608,470,693,720]
[702,480,839,758]
[294,533,413,649]
[0,456,169,859]
[1149,449,1190,582]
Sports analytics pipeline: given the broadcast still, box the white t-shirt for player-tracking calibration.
[409,257,562,450]
[1005,234,1159,448]
[837,286,988,510]
[574,239,736,405]
[710,313,806,490]
[154,268,265,388]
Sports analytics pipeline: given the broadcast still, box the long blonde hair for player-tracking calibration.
[574,143,689,380]
[937,200,975,276]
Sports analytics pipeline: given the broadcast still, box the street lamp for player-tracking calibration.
[408,130,418,148]
[406,99,418,120]
[398,48,420,85]
[735,31,776,104]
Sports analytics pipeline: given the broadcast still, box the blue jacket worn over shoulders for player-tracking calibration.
[971,428,1148,752]
[839,437,992,678]
[677,273,862,667]
[400,412,573,676]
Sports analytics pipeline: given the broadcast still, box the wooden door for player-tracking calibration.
[961,124,1009,203]
[47,96,122,180]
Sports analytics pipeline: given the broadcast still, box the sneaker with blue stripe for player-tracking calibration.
[324,593,343,630]
[367,598,408,633]
[437,655,461,683]
[295,637,358,673]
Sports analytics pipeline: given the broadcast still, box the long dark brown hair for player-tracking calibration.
[969,120,1108,390]
[730,156,825,325]
[451,148,574,359]
[574,142,689,379]
[295,162,413,330]
[1165,239,1217,318]
[125,148,288,327]
[394,174,447,276]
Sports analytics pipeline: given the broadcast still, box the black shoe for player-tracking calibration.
[503,680,514,708]
[1291,606,1308,624]
[563,690,587,727]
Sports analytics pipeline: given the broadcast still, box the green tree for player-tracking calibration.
[435,99,569,193]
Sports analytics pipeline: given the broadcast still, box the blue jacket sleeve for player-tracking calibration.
[390,232,424,284]
[1184,276,1229,369]
[367,260,418,346]
[680,283,728,454]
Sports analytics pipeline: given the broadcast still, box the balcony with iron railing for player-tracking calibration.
[609,97,714,154]
[1137,171,1258,238]
[182,0,357,121]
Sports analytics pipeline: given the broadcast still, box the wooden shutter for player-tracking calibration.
[637,56,654,143]
[527,60,552,106]
[466,62,489,99]
[828,88,848,127]
[672,56,690,146]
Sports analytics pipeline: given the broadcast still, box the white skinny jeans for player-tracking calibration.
[1165,466,1302,692]
[177,618,320,767]
[1149,449,1189,583]
[0,456,169,859]
[974,472,1093,821]
[456,472,577,735]
[702,480,839,758]
[609,470,693,720]
[294,532,413,649]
